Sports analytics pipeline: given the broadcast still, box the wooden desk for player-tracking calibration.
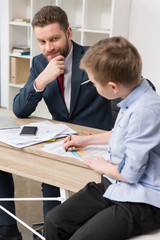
[0,109,103,192]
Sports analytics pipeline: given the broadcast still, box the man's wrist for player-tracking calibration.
[33,80,44,92]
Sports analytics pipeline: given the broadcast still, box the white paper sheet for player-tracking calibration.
[41,141,110,161]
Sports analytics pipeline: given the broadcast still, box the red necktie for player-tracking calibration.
[57,74,65,102]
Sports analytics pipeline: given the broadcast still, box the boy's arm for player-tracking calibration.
[64,131,127,182]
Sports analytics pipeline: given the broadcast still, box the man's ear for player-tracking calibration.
[108,81,119,94]
[66,27,72,40]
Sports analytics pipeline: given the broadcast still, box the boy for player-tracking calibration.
[45,36,160,240]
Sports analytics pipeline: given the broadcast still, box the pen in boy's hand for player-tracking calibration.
[65,135,71,152]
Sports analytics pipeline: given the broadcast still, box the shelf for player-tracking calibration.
[9,25,31,54]
[9,53,31,59]
[83,29,111,34]
[10,0,31,22]
[9,21,31,27]
[83,32,110,46]
[9,83,25,88]
[70,25,82,30]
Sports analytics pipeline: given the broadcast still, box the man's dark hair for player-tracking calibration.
[32,5,69,32]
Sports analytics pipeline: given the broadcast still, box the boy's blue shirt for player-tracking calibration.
[104,78,160,208]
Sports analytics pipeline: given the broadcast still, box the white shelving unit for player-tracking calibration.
[2,0,131,118]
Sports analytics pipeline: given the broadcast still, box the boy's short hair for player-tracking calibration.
[32,5,69,32]
[80,36,142,87]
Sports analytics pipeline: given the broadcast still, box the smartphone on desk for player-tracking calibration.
[20,126,38,135]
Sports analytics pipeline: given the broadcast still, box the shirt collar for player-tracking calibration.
[64,43,73,74]
[117,78,150,110]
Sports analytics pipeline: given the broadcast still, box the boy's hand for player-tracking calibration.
[63,135,87,152]
[84,156,127,183]
[83,156,108,175]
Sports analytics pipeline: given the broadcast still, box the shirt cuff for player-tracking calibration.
[120,159,146,184]
[33,81,44,92]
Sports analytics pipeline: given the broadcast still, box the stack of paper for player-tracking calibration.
[0,120,76,148]
[12,45,30,56]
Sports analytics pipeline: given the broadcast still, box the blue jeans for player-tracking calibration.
[0,171,16,225]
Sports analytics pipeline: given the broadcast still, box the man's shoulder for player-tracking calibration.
[33,53,46,62]
[72,41,89,54]
[32,53,48,69]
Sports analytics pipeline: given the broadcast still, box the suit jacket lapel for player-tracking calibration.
[69,42,84,116]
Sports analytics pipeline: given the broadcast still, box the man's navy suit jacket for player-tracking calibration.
[13,41,113,130]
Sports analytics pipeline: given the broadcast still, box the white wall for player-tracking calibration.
[129,0,160,94]
[0,0,9,108]
[0,2,2,106]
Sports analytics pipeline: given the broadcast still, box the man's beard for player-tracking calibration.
[45,38,70,61]
[60,39,70,58]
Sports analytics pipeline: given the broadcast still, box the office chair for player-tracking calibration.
[111,98,121,124]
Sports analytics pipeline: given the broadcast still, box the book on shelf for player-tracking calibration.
[12,51,30,56]
[12,45,30,56]
[12,45,30,51]
[12,18,30,23]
